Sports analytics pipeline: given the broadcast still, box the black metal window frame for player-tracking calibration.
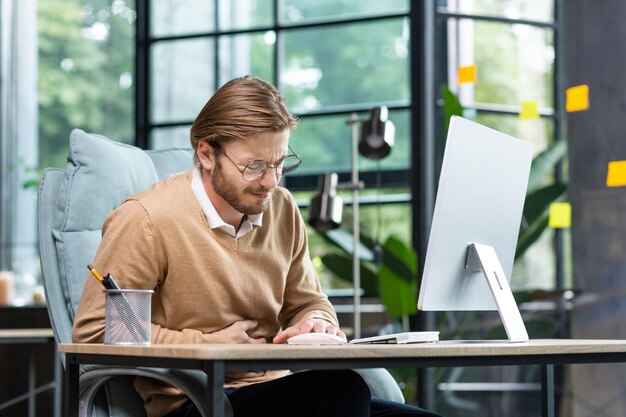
[134,0,416,199]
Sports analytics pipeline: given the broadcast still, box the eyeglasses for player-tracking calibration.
[209,141,302,182]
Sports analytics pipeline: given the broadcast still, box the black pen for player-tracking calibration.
[88,264,120,290]
[103,273,120,290]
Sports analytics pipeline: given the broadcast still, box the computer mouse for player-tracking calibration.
[287,332,347,345]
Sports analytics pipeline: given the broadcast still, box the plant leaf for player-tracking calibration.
[320,253,379,297]
[317,228,374,262]
[522,183,568,226]
[441,85,464,137]
[379,263,418,318]
[381,236,417,283]
[516,215,549,260]
[516,183,568,260]
[527,137,567,193]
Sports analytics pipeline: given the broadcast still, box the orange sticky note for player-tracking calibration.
[549,202,571,229]
[606,160,626,187]
[458,65,477,84]
[519,100,539,120]
[566,84,589,112]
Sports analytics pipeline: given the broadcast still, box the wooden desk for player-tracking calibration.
[0,329,60,417]
[59,339,626,417]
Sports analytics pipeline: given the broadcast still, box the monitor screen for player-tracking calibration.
[418,116,533,313]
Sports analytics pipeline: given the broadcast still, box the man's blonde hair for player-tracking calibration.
[190,76,298,167]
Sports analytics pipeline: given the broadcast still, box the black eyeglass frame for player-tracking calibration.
[209,141,302,182]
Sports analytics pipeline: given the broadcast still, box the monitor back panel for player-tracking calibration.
[418,116,533,311]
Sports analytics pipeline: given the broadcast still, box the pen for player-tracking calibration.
[87,264,119,290]
[103,273,120,290]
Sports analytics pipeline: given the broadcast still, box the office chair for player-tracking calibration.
[38,129,404,417]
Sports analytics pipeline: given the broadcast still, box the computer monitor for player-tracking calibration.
[417,116,533,342]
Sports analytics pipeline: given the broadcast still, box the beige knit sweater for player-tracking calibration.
[72,171,339,417]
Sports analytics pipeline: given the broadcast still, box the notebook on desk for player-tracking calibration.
[349,331,439,344]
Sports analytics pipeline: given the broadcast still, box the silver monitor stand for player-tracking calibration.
[465,243,529,343]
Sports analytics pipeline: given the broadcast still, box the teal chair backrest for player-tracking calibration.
[39,129,193,354]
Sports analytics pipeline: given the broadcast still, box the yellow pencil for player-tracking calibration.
[87,264,105,283]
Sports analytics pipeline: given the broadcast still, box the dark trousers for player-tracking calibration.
[165,369,443,417]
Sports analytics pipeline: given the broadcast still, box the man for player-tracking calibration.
[73,76,442,417]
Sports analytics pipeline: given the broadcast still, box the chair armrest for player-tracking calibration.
[79,367,233,417]
[354,368,405,403]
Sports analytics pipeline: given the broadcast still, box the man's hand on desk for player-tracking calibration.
[272,318,346,344]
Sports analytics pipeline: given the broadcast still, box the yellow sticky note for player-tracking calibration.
[606,160,626,187]
[519,100,539,120]
[549,202,571,229]
[458,65,477,84]
[566,84,589,112]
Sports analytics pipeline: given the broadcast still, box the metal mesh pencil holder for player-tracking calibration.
[104,289,153,345]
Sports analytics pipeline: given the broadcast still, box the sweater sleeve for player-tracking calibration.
[72,200,227,345]
[278,200,339,329]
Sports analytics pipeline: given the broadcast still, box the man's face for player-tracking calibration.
[202,130,290,216]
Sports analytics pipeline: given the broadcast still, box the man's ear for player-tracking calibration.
[196,141,215,170]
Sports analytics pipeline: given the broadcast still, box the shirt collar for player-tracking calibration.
[191,167,262,239]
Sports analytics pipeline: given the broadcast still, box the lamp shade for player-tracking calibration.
[308,172,343,232]
[358,106,395,160]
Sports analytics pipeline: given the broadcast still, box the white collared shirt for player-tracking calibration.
[191,167,262,239]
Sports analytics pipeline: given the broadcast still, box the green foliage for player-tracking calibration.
[320,252,379,297]
[527,137,567,193]
[38,0,135,170]
[381,236,417,282]
[317,228,374,262]
[319,230,419,319]
[379,237,418,319]
[441,85,464,137]
[516,182,567,260]
[514,137,569,259]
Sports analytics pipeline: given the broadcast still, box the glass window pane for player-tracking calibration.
[473,113,554,156]
[218,33,274,85]
[359,199,412,246]
[512,228,556,289]
[39,0,135,169]
[281,19,409,112]
[441,0,554,23]
[448,20,554,109]
[290,114,348,175]
[280,0,408,24]
[151,0,215,37]
[290,110,410,176]
[151,39,215,123]
[218,0,273,30]
[150,126,192,149]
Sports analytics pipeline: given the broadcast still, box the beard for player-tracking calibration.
[211,159,272,215]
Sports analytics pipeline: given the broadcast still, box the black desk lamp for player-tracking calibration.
[308,106,395,338]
